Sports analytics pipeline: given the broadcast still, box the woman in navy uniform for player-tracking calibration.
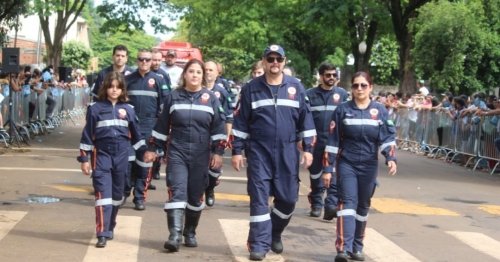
[78,71,147,248]
[144,59,227,252]
[322,71,397,262]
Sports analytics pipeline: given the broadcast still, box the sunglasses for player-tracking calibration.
[351,83,369,90]
[137,57,152,62]
[323,73,338,78]
[266,56,285,63]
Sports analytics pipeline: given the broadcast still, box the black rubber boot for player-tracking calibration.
[164,209,184,252]
[183,209,202,247]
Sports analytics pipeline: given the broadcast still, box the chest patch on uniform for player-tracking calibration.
[214,91,221,98]
[148,78,155,88]
[369,108,379,120]
[333,93,340,103]
[387,120,394,126]
[118,108,127,119]
[201,93,210,104]
[288,87,296,99]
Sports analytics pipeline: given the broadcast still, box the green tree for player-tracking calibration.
[371,36,400,85]
[0,0,29,47]
[61,40,93,69]
[410,0,499,95]
[201,46,255,82]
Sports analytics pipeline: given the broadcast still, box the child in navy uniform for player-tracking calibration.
[77,71,147,248]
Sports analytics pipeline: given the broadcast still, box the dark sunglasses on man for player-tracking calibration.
[265,56,285,63]
[323,73,338,78]
[137,57,152,62]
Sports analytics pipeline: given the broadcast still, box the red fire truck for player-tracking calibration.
[153,41,203,68]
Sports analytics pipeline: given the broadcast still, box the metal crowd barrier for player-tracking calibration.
[395,107,500,175]
[0,83,89,147]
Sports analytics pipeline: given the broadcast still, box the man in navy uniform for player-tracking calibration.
[306,62,348,220]
[230,45,316,261]
[91,45,134,97]
[123,49,167,210]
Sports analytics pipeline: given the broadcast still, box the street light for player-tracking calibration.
[358,41,367,72]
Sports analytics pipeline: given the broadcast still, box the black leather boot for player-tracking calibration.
[164,209,184,252]
[95,236,107,248]
[183,209,201,247]
[205,187,215,207]
[152,161,160,180]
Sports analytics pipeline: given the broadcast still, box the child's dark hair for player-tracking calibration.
[97,71,128,102]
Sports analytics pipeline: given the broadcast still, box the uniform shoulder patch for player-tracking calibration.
[387,120,394,126]
[305,96,310,102]
[162,84,168,90]
[218,105,225,113]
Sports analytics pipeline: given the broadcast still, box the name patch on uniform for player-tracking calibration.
[333,93,340,103]
[118,108,127,119]
[369,108,379,120]
[148,78,155,88]
[387,120,394,126]
[201,93,210,104]
[288,87,296,99]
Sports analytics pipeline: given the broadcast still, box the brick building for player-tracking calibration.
[0,37,45,68]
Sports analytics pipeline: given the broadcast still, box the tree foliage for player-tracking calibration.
[0,0,30,47]
[61,40,93,69]
[201,46,255,82]
[410,0,500,95]
[371,36,400,85]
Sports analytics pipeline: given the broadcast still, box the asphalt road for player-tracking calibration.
[0,119,500,262]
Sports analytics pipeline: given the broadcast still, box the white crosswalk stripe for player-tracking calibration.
[0,211,27,242]
[219,218,284,262]
[446,231,500,261]
[364,228,421,262]
[83,215,142,262]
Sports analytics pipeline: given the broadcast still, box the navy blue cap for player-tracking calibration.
[264,45,285,57]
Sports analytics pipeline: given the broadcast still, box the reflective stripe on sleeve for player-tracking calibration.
[132,140,146,150]
[135,159,153,168]
[249,213,271,223]
[95,198,112,207]
[128,155,136,161]
[298,129,317,139]
[272,208,294,220]
[152,130,167,141]
[164,202,187,209]
[211,134,227,141]
[80,143,94,151]
[96,119,129,128]
[380,141,397,152]
[231,129,250,139]
[337,209,356,217]
[325,145,339,154]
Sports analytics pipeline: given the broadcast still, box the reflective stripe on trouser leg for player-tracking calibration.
[353,181,377,252]
[308,149,326,208]
[270,201,295,241]
[247,143,273,253]
[92,149,113,238]
[208,167,221,188]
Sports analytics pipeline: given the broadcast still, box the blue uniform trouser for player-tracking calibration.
[208,153,221,188]
[308,148,338,209]
[127,118,154,203]
[247,140,299,253]
[335,158,377,253]
[92,141,128,238]
[164,132,210,212]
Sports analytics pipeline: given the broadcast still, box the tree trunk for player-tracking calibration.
[399,32,416,94]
